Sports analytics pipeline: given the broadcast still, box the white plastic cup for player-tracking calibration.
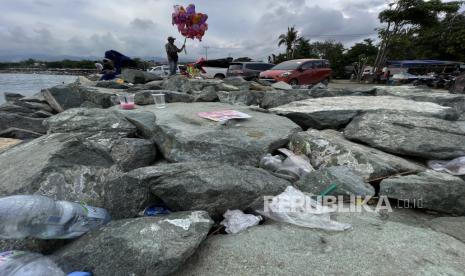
[152,93,166,109]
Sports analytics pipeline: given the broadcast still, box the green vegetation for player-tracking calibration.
[271,0,465,78]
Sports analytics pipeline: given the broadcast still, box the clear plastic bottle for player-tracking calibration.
[0,195,111,239]
[0,250,66,276]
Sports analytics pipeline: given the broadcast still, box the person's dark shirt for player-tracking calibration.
[166,42,180,62]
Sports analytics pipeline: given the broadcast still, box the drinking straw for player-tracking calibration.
[320,183,337,196]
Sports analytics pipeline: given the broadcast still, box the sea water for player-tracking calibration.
[0,73,77,104]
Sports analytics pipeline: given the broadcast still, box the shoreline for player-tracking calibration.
[0,69,93,76]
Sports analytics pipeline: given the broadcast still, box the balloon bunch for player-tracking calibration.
[172,4,208,41]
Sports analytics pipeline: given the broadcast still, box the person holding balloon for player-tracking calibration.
[165,36,185,76]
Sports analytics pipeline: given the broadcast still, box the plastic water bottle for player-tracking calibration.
[0,250,66,276]
[0,195,111,239]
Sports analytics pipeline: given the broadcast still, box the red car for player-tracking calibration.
[259,59,331,85]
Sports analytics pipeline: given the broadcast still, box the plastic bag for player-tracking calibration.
[428,157,465,175]
[260,148,314,182]
[220,210,262,234]
[256,186,351,231]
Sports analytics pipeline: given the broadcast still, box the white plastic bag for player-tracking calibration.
[260,148,314,182]
[256,186,351,231]
[428,157,465,175]
[220,210,262,234]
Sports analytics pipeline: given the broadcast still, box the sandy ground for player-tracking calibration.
[0,138,21,152]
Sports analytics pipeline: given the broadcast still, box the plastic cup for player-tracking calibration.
[152,93,166,109]
[118,93,135,110]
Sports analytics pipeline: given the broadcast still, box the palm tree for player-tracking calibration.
[278,26,299,59]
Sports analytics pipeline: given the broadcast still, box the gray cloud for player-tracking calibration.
[0,0,388,61]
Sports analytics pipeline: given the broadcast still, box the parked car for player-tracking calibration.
[147,65,180,76]
[195,58,232,79]
[226,62,275,81]
[259,59,331,85]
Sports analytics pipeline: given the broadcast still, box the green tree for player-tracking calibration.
[345,39,378,65]
[278,26,299,59]
[375,0,462,68]
[309,40,346,77]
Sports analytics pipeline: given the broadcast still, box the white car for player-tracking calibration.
[147,65,180,76]
[200,67,228,79]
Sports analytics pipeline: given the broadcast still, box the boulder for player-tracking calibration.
[217,90,264,106]
[33,110,54,118]
[0,112,46,134]
[0,239,66,255]
[376,85,465,112]
[162,76,222,93]
[261,89,313,109]
[112,108,157,139]
[42,84,82,112]
[95,80,130,89]
[0,127,42,139]
[0,103,36,116]
[270,96,458,130]
[271,81,292,90]
[110,138,156,171]
[126,162,290,218]
[223,76,248,87]
[289,129,424,181]
[44,108,136,137]
[295,166,375,197]
[75,76,96,86]
[344,112,465,160]
[193,86,219,102]
[3,92,24,103]
[143,80,164,90]
[18,93,47,104]
[428,217,465,243]
[380,170,465,215]
[15,100,54,113]
[175,211,465,275]
[249,82,274,91]
[122,68,162,84]
[0,133,147,219]
[450,73,465,94]
[135,102,301,165]
[134,90,195,105]
[54,211,213,276]
[78,86,123,108]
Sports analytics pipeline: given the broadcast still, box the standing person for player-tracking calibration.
[165,36,185,76]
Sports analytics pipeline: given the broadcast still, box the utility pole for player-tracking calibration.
[203,46,210,60]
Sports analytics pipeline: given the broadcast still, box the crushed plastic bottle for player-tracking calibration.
[428,156,465,175]
[0,250,66,276]
[0,195,111,239]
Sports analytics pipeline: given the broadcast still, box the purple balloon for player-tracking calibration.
[187,4,196,14]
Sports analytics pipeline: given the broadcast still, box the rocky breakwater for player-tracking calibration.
[1,76,465,275]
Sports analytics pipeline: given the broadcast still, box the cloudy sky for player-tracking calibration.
[1,0,389,61]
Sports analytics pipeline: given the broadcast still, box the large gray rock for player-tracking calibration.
[376,85,465,112]
[162,76,222,93]
[270,96,458,129]
[175,211,465,275]
[0,112,46,134]
[0,127,42,139]
[295,166,375,197]
[344,112,465,160]
[54,211,213,276]
[428,217,465,243]
[122,68,162,84]
[110,138,156,171]
[261,89,313,109]
[4,92,24,103]
[217,90,264,106]
[380,170,465,215]
[95,80,130,89]
[126,162,290,219]
[15,100,54,113]
[0,103,36,116]
[44,108,136,137]
[134,90,194,105]
[0,239,66,255]
[0,133,147,219]
[78,86,123,108]
[42,84,82,112]
[135,102,301,165]
[271,81,292,90]
[290,129,424,181]
[112,108,158,139]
